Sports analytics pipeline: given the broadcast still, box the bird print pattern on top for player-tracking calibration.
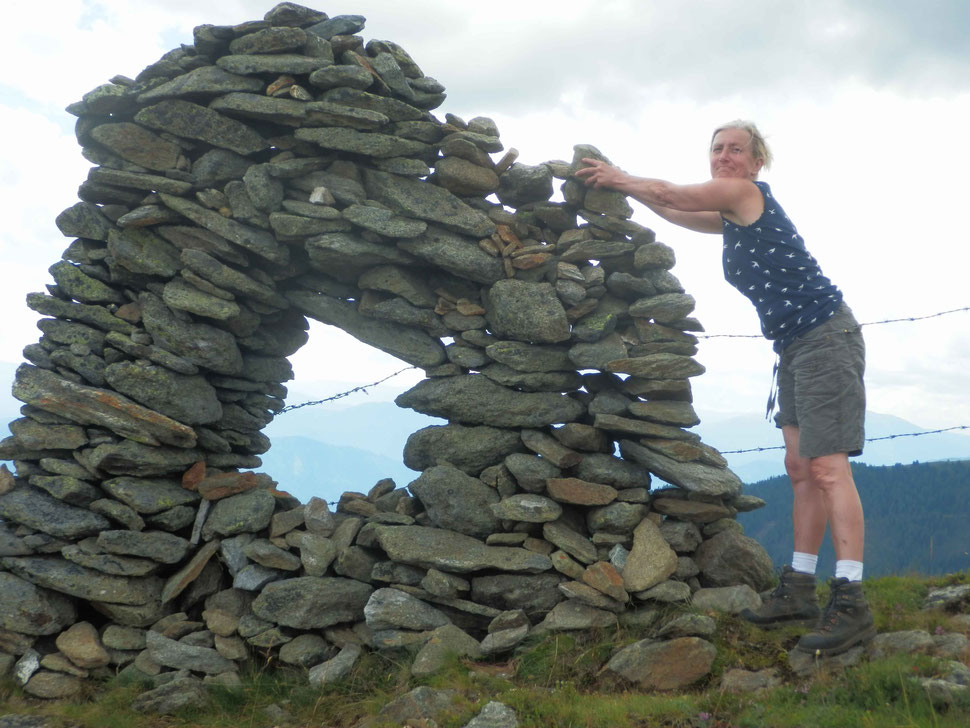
[721,181,842,352]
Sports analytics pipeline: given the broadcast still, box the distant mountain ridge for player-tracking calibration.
[256,435,418,505]
[738,459,970,577]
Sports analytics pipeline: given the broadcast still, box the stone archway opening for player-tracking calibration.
[0,2,773,699]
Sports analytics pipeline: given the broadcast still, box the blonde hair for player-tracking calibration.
[711,120,773,171]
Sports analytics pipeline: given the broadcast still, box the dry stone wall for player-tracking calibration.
[0,2,774,701]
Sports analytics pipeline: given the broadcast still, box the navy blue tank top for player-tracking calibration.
[721,181,842,352]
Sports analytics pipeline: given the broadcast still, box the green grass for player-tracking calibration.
[2,573,968,728]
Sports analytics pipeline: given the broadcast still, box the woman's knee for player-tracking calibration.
[785,452,811,484]
[807,454,851,492]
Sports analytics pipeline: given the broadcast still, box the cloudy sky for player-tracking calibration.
[2,0,969,454]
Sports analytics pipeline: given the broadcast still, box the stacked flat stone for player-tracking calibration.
[0,2,773,702]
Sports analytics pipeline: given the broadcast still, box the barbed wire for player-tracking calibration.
[695,305,970,340]
[279,305,969,415]
[279,366,417,413]
[719,425,970,454]
[275,306,969,466]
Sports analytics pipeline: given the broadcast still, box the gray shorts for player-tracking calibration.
[773,303,866,458]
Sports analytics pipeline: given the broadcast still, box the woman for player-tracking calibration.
[575,121,874,656]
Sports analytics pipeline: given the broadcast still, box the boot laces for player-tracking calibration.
[817,583,856,632]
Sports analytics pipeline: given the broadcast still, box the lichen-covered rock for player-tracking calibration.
[396,375,583,428]
[605,637,717,690]
[693,530,774,591]
[404,424,523,475]
[252,576,373,629]
[0,573,76,636]
[376,525,552,574]
[408,464,501,538]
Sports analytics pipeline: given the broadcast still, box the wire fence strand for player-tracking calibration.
[274,306,970,464]
[279,366,417,413]
[719,426,970,454]
[696,305,970,340]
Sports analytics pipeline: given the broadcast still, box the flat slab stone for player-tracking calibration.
[490,494,562,523]
[12,364,196,449]
[399,225,504,284]
[364,588,450,631]
[619,440,742,497]
[90,122,183,171]
[146,631,236,675]
[135,99,267,156]
[159,194,287,265]
[542,521,597,565]
[97,530,191,565]
[605,636,716,690]
[395,375,584,428]
[606,353,705,379]
[304,231,416,269]
[546,478,618,506]
[104,361,222,426]
[364,169,496,238]
[0,486,111,540]
[137,66,265,102]
[202,489,276,539]
[1,556,162,605]
[251,576,374,629]
[296,127,430,158]
[320,87,425,121]
[0,572,76,636]
[375,525,552,574]
[216,53,334,75]
[100,477,199,515]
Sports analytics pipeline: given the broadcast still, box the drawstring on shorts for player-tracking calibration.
[765,355,780,420]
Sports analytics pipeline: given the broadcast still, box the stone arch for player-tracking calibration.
[0,3,773,696]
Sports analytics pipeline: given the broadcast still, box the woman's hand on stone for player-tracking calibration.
[574,158,626,189]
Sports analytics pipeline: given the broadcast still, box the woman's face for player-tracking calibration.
[710,128,764,180]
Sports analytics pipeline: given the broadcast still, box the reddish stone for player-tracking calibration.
[114,302,143,323]
[267,75,296,95]
[495,224,521,246]
[512,253,552,270]
[546,477,618,506]
[455,299,486,316]
[582,561,629,603]
[161,540,221,603]
[182,461,206,491]
[652,497,732,523]
[197,471,259,500]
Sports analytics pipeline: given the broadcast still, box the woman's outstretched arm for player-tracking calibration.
[574,158,760,233]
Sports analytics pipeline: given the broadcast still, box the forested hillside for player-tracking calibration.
[738,459,970,577]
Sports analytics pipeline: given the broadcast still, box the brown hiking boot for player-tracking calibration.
[794,578,876,656]
[740,566,820,629]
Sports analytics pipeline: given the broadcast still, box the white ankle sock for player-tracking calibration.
[835,559,864,581]
[791,552,818,574]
